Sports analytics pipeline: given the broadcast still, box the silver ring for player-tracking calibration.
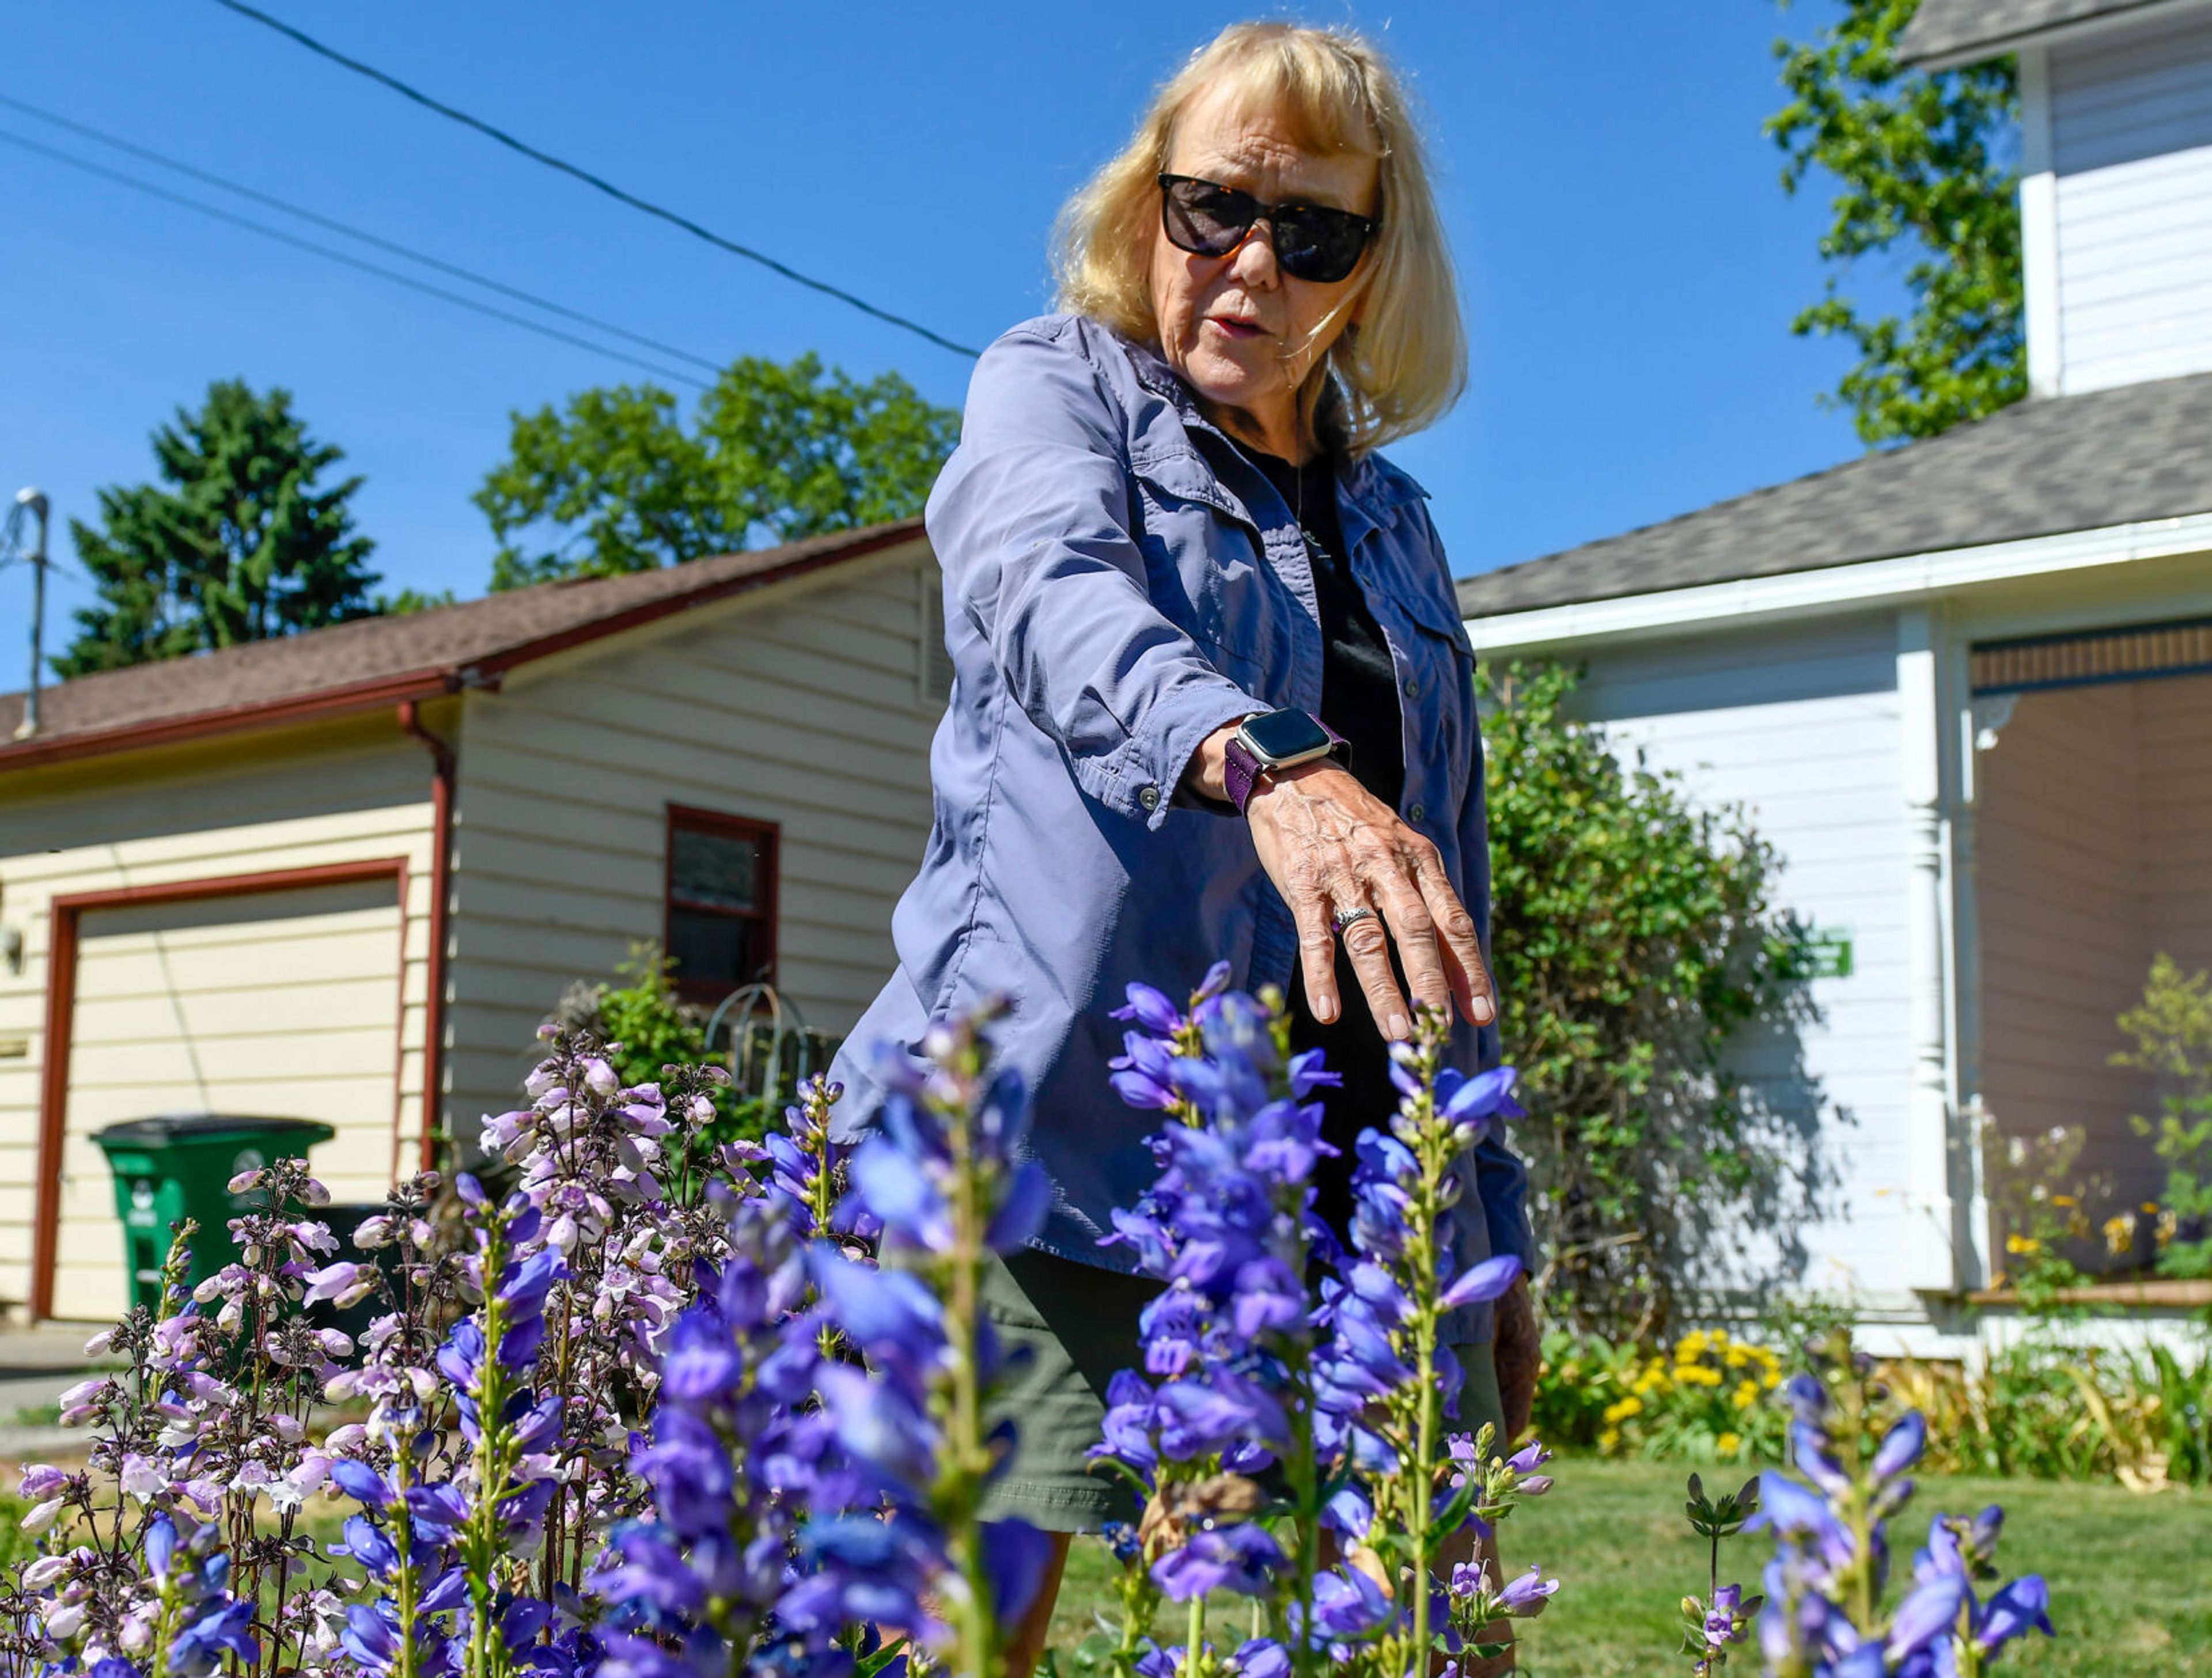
[1331,906,1378,935]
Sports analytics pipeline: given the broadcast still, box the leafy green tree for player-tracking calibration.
[1768,0,2025,445]
[1483,662,1821,1337]
[60,380,381,676]
[476,351,959,590]
[376,586,459,615]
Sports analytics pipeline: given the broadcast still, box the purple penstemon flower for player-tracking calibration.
[1753,1356,2056,1678]
[825,1001,1055,1678]
[1320,1010,1537,1678]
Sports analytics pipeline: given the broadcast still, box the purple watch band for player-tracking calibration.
[1224,713,1348,814]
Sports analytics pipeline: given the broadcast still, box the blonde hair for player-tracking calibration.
[1052,21,1466,456]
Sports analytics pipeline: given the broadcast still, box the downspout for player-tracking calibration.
[397,700,456,1173]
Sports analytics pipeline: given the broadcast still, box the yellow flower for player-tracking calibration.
[1710,1327,1731,1344]
[1717,1431,1742,1456]
[1724,1346,1748,1369]
[1673,1365,1725,1388]
[1598,1427,1621,1453]
[2051,1193,2078,1208]
[1603,1396,1645,1425]
[2005,1233,2043,1255]
[2103,1213,2138,1256]
[1762,1368,1782,1389]
[1677,1331,1710,1359]
[1733,1381,1760,1410]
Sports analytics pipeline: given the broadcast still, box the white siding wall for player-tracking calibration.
[1978,672,2212,1212]
[1566,612,1921,1303]
[2050,13,2212,392]
[0,721,440,1316]
[445,548,940,1129]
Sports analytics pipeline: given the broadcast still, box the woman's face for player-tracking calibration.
[1148,80,1378,459]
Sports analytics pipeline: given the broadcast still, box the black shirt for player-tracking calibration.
[1240,445,1408,1239]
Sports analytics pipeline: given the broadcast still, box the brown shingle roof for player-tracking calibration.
[0,520,925,772]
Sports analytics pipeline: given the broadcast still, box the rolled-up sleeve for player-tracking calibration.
[927,324,1262,829]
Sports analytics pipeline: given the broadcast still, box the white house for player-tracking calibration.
[1457,0,2212,1346]
[0,522,942,1322]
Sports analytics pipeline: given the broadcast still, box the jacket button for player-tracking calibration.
[1138,785,1161,811]
[1408,802,1426,824]
[1403,677,1421,698]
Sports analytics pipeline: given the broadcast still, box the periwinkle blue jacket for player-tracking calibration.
[831,313,1531,1339]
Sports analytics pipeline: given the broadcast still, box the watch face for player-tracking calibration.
[1241,708,1332,764]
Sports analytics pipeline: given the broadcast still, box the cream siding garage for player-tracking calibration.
[442,543,940,1128]
[53,875,407,1321]
[0,716,440,1318]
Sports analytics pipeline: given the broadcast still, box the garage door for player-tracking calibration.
[52,877,404,1321]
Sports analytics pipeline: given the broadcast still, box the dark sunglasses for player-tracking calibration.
[1157,173,1377,285]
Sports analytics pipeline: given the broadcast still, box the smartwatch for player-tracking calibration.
[1222,709,1350,814]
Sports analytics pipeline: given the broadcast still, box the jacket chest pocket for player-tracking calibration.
[1129,453,1291,698]
[1393,585,1481,817]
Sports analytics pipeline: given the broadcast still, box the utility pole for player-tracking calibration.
[13,487,49,740]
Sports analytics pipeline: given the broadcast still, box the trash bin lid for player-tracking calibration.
[89,1113,338,1150]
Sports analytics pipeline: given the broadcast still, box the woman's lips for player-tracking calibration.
[1206,316,1266,340]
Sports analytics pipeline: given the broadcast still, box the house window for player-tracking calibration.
[665,806,778,1001]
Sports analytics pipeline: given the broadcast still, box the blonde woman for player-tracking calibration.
[831,21,1537,1669]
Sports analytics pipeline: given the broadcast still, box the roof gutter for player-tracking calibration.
[0,669,464,774]
[396,699,456,1175]
[1461,510,2212,653]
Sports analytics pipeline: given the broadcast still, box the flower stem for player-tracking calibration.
[1181,1587,1207,1678]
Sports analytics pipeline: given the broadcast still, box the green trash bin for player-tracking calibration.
[90,1113,337,1314]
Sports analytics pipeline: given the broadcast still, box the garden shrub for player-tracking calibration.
[1534,1319,2212,1490]
[1977,1118,2102,1304]
[2110,953,2212,1279]
[1482,660,1821,1338]
[1529,1327,1785,1467]
[557,944,770,1145]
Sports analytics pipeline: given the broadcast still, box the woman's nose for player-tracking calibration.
[1228,218,1280,288]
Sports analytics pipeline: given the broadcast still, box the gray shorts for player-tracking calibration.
[979,1247,1506,1533]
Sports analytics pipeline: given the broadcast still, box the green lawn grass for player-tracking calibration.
[1045,1459,2212,1677]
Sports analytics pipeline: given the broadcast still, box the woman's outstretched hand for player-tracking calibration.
[1189,722,1497,1039]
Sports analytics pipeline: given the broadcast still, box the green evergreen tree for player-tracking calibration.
[475,351,959,590]
[60,380,380,676]
[1769,0,2025,445]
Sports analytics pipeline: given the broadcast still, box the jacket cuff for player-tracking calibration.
[1079,682,1260,830]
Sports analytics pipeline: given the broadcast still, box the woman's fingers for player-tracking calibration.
[1334,897,1412,1043]
[1406,844,1497,1027]
[1365,865,1455,1026]
[1246,762,1498,1033]
[1291,893,1343,1025]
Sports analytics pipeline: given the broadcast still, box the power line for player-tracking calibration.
[0,92,724,376]
[204,0,983,359]
[0,126,714,390]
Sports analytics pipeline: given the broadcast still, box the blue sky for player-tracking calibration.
[0,0,1885,637]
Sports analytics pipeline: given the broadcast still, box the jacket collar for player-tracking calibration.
[1119,330,1429,524]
